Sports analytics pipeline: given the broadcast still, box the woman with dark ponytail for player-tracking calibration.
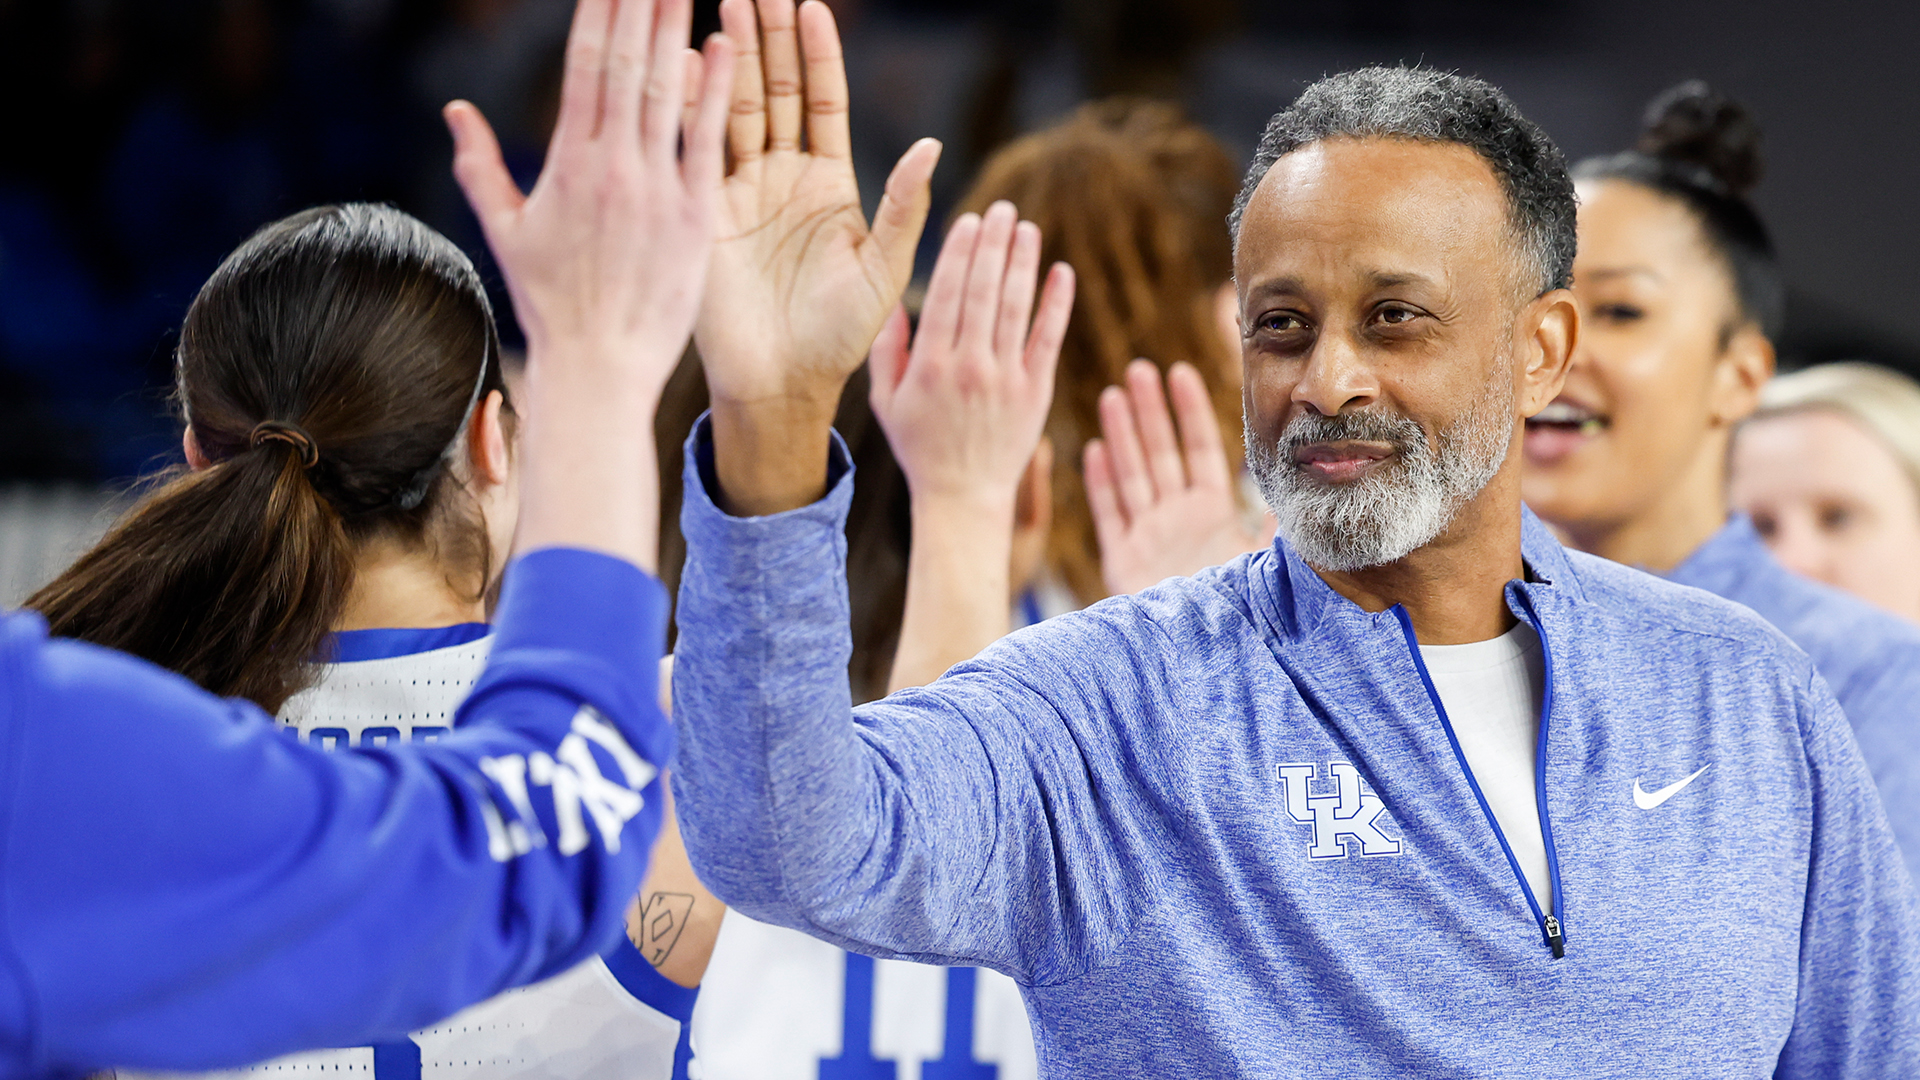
[1521,81,1920,871]
[44,204,722,1079]
[31,204,508,713]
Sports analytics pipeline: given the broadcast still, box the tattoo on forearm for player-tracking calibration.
[641,891,696,966]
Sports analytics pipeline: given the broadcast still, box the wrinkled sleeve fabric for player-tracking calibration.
[0,548,672,1076]
[1776,677,1920,1077]
[670,418,1170,988]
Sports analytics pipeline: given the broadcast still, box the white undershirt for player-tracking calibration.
[1420,622,1551,910]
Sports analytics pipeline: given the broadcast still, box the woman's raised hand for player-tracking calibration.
[697,0,941,410]
[874,201,1074,693]
[444,0,733,389]
[1085,360,1275,596]
[869,201,1074,509]
[442,0,735,569]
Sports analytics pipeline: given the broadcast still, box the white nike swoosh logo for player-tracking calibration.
[1633,764,1710,810]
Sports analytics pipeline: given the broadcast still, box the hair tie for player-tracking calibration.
[250,421,321,469]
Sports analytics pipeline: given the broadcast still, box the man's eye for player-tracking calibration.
[1376,305,1420,326]
[1258,313,1304,333]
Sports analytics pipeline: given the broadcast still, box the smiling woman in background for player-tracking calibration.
[1730,361,1920,625]
[1521,80,1920,872]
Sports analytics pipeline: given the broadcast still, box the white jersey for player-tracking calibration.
[693,588,1050,1080]
[693,912,1038,1080]
[119,625,693,1080]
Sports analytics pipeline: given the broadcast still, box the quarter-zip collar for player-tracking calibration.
[1248,505,1581,958]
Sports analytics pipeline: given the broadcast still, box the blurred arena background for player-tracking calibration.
[0,0,1914,603]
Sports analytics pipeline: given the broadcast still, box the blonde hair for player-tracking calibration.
[1752,361,1920,498]
[955,98,1242,606]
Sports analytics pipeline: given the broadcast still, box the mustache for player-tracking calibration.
[1276,409,1427,456]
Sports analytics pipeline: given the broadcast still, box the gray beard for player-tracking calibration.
[1247,366,1514,572]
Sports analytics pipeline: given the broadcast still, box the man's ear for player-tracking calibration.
[468,390,512,487]
[183,426,211,470]
[1709,324,1774,428]
[1517,287,1578,418]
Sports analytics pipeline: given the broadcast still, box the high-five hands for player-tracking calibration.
[442,0,735,569]
[1085,360,1275,596]
[869,202,1074,508]
[697,0,941,515]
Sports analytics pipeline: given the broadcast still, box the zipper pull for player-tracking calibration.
[1542,915,1565,959]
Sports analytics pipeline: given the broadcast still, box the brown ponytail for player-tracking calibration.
[28,204,508,713]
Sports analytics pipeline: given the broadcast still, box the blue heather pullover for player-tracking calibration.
[671,423,1920,1078]
[1669,515,1920,873]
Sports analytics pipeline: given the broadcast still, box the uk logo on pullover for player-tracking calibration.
[669,423,1920,1079]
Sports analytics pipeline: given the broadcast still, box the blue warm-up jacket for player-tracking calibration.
[0,549,672,1079]
[1669,515,1920,874]
[670,422,1920,1078]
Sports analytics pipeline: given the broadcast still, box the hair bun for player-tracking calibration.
[1635,80,1763,197]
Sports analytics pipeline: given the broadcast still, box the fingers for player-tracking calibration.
[1023,262,1075,383]
[1098,383,1158,519]
[1126,360,1188,496]
[958,202,1018,359]
[916,212,980,354]
[680,46,704,137]
[445,102,526,236]
[993,220,1041,362]
[867,303,911,414]
[600,0,661,148]
[754,0,803,151]
[718,0,766,166]
[867,137,941,293]
[797,0,851,159]
[1167,362,1231,491]
[1084,439,1130,542]
[642,0,693,160]
[553,0,615,146]
[682,34,736,198]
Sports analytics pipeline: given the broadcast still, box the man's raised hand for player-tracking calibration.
[1085,360,1275,596]
[700,0,939,406]
[696,0,940,515]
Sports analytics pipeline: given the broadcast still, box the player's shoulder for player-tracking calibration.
[1740,556,1920,665]
[1562,546,1800,648]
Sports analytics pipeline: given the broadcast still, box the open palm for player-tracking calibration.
[1085,360,1276,596]
[697,0,939,407]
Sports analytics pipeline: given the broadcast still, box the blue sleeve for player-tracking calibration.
[1775,680,1920,1077]
[670,417,1163,987]
[0,548,672,1076]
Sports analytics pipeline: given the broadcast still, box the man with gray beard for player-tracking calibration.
[670,59,1919,1076]
[1249,355,1515,573]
